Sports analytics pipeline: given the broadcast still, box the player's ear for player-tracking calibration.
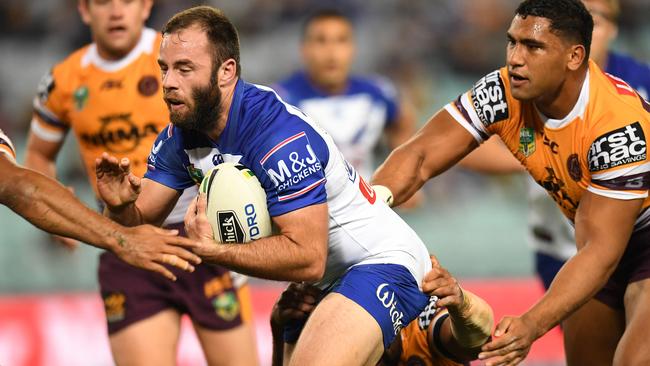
[567,44,586,71]
[218,59,238,86]
[78,0,92,25]
[141,0,153,22]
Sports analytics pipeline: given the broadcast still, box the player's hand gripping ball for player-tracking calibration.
[199,163,272,243]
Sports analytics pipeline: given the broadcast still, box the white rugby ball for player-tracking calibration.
[199,162,272,243]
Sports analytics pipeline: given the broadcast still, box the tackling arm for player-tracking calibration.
[372,109,478,206]
[480,192,642,364]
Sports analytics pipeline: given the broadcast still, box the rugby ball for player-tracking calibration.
[199,163,272,243]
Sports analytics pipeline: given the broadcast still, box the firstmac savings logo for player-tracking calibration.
[588,122,647,172]
[376,283,405,336]
[471,70,509,127]
[260,131,325,202]
[217,211,244,243]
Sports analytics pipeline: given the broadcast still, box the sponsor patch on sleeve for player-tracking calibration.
[259,131,325,202]
[588,122,647,172]
[470,70,509,127]
[36,70,55,103]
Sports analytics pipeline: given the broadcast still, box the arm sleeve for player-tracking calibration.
[586,120,650,200]
[251,115,329,217]
[0,129,16,162]
[30,69,70,142]
[144,125,195,191]
[443,69,511,143]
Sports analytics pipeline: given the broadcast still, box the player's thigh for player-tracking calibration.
[194,322,259,366]
[614,278,650,366]
[289,292,384,366]
[109,309,182,366]
[563,298,624,366]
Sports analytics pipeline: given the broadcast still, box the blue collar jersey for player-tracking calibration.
[275,71,400,179]
[607,52,650,100]
[146,79,330,217]
[145,79,430,289]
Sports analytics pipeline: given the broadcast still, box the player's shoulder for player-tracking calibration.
[349,74,398,101]
[469,67,514,126]
[589,62,650,124]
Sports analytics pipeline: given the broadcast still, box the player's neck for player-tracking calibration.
[535,67,588,120]
[207,78,238,141]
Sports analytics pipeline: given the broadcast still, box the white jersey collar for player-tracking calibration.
[81,28,156,72]
[539,69,590,129]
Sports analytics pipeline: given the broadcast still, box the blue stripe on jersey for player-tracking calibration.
[144,79,330,217]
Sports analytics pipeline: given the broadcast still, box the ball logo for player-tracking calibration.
[588,122,647,172]
[217,211,244,243]
[471,70,509,126]
[376,283,405,335]
[260,131,325,201]
[244,203,261,240]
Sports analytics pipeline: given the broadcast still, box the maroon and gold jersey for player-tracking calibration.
[31,28,165,193]
[447,61,650,231]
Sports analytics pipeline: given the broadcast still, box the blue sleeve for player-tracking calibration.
[250,114,329,217]
[144,125,194,191]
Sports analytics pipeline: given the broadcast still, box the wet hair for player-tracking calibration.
[162,6,241,76]
[516,0,594,61]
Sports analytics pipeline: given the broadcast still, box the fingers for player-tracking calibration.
[159,253,194,273]
[493,316,514,338]
[164,244,202,265]
[197,193,208,216]
[147,262,177,281]
[429,254,440,268]
[185,196,198,226]
[128,173,142,194]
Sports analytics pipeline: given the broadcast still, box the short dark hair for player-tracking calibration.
[515,0,593,62]
[301,9,352,38]
[162,6,241,76]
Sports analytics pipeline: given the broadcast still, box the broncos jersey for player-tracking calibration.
[528,54,650,260]
[145,79,430,289]
[30,28,195,224]
[275,72,400,179]
[397,297,464,366]
[0,129,16,162]
[446,60,650,232]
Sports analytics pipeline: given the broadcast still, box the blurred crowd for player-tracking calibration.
[0,0,649,292]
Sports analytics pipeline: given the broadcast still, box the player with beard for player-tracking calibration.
[372,0,650,364]
[24,0,258,365]
[96,6,442,366]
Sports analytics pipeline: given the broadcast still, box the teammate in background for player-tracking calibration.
[0,129,200,280]
[97,6,432,366]
[275,9,415,181]
[270,256,493,366]
[459,0,650,292]
[372,0,650,364]
[23,1,258,365]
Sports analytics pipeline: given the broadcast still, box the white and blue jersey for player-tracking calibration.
[607,52,650,100]
[145,79,429,287]
[145,79,430,347]
[275,71,400,179]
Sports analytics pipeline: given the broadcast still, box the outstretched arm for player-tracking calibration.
[423,255,494,363]
[479,192,642,365]
[372,109,478,206]
[0,155,200,280]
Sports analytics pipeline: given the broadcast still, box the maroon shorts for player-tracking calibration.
[99,250,248,335]
[594,227,650,310]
